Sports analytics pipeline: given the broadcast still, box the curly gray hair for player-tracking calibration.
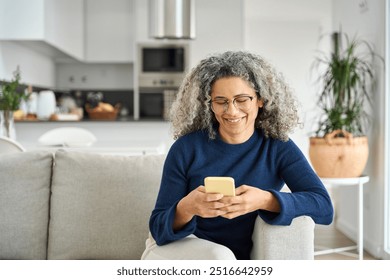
[169,51,300,141]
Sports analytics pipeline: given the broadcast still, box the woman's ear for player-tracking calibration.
[257,98,264,108]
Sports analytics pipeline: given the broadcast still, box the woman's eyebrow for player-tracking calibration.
[212,93,252,99]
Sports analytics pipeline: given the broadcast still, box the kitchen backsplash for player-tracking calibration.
[1,78,134,121]
[54,89,134,120]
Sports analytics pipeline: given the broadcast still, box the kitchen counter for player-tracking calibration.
[15,116,168,123]
[15,121,173,156]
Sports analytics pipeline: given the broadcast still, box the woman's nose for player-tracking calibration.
[225,101,240,114]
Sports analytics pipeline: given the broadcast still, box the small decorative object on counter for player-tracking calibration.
[0,110,16,139]
[54,92,83,121]
[86,92,103,108]
[0,67,29,139]
[26,90,38,117]
[36,90,56,120]
[86,102,120,120]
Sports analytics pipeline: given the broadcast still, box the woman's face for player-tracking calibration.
[210,77,263,144]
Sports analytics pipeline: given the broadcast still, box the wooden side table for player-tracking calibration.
[314,176,370,260]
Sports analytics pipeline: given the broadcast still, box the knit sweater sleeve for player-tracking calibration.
[149,139,197,245]
[258,139,334,226]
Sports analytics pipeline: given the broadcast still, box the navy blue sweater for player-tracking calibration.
[149,129,333,259]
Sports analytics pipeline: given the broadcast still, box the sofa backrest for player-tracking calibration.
[47,150,166,260]
[0,151,53,260]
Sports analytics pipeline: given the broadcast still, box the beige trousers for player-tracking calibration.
[141,233,236,260]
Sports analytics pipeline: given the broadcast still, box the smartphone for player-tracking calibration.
[204,176,236,196]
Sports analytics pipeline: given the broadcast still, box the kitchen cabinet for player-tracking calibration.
[0,0,84,60]
[56,62,133,90]
[56,0,135,89]
[85,0,134,62]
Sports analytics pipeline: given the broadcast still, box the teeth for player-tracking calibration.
[227,118,241,123]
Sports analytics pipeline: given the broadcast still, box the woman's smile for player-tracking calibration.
[225,117,244,123]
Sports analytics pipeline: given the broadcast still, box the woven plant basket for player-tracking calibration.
[309,130,369,178]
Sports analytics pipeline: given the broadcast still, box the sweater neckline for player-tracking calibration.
[215,129,260,150]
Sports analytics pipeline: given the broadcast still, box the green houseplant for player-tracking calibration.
[0,67,27,139]
[309,32,383,178]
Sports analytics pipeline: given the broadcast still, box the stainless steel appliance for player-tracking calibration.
[137,43,188,119]
[137,42,189,88]
[139,88,177,120]
[149,0,196,39]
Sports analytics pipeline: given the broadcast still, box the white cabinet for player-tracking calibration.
[0,0,84,60]
[44,0,84,60]
[56,62,133,90]
[0,0,45,39]
[56,0,135,89]
[85,0,134,62]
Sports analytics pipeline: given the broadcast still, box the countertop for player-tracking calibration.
[15,116,168,123]
[14,121,174,156]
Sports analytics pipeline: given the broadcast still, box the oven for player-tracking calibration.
[137,43,188,119]
[139,88,177,120]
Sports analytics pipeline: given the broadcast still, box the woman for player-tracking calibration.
[144,51,333,260]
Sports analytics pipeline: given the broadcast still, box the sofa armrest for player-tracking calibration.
[251,216,315,260]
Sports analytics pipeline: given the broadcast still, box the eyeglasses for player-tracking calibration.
[211,95,256,113]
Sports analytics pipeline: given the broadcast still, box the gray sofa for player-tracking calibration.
[0,150,315,260]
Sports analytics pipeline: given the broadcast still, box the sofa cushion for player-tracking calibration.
[47,150,165,260]
[0,151,53,260]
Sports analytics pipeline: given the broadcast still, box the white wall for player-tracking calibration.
[243,0,333,159]
[0,0,44,39]
[331,0,386,259]
[0,41,56,87]
[85,0,134,62]
[189,0,243,67]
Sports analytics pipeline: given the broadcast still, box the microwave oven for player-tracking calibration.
[137,43,189,88]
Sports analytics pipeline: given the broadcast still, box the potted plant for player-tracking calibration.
[309,32,383,178]
[0,67,28,139]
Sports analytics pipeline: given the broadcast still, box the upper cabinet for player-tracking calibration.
[0,0,84,61]
[85,0,134,63]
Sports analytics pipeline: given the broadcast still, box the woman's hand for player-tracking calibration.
[219,185,280,219]
[173,186,231,230]
[174,185,281,230]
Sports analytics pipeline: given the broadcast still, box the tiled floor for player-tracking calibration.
[314,224,377,260]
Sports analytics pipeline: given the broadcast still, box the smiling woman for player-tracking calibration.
[143,51,334,260]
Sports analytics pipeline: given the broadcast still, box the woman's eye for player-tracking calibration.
[235,97,249,103]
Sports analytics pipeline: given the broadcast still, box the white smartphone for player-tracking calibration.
[204,176,236,196]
